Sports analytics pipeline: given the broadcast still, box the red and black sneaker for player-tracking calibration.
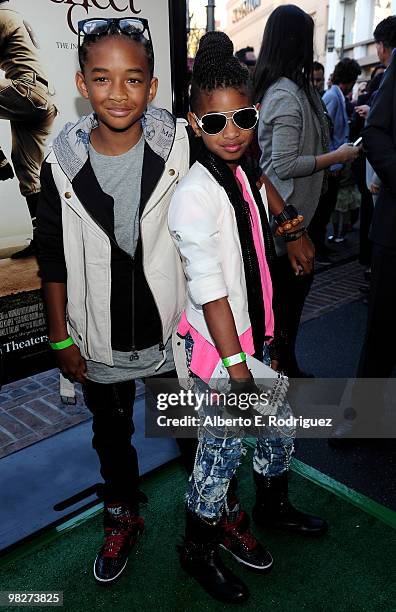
[219,506,273,572]
[93,503,144,584]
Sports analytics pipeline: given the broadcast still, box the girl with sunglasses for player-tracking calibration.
[169,31,327,604]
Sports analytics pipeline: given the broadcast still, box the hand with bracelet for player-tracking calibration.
[220,354,280,434]
[274,213,304,237]
[274,205,315,276]
[203,297,278,381]
[257,174,314,276]
[44,282,87,383]
[50,336,87,384]
[286,232,314,276]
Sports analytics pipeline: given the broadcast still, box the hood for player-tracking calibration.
[52,105,176,182]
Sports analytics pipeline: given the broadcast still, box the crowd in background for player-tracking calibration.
[236,16,394,267]
[226,12,396,390]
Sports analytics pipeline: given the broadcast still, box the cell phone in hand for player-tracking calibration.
[353,137,362,147]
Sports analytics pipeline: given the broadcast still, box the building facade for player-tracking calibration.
[224,0,329,65]
[225,0,396,81]
[326,0,396,80]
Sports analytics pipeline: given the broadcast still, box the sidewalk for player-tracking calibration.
[0,371,88,459]
[302,259,366,323]
[0,254,368,459]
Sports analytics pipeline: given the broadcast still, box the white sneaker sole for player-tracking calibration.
[219,544,273,571]
[93,554,128,584]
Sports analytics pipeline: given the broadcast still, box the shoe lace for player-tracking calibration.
[103,529,129,558]
[102,516,144,559]
[224,511,257,551]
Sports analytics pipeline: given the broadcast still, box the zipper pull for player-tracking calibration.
[155,343,167,371]
[129,348,140,361]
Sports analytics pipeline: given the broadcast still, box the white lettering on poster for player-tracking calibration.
[49,0,142,34]
[4,336,48,352]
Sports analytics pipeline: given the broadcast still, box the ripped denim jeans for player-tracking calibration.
[185,336,295,521]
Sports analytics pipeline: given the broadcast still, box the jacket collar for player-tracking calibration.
[140,140,165,214]
[52,105,176,183]
[52,107,175,239]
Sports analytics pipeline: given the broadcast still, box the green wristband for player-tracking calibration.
[49,336,75,350]
[222,352,247,368]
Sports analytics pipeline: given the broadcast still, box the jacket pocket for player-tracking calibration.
[81,223,111,357]
[28,86,49,110]
[66,314,87,358]
[63,213,88,355]
[12,81,49,110]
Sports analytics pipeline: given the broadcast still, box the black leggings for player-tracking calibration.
[309,173,341,252]
[272,254,314,375]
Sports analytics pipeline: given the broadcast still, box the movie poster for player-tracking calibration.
[0,0,175,384]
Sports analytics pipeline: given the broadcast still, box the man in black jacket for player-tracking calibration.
[331,44,396,444]
[360,47,396,381]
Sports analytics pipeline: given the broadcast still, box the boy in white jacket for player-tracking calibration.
[36,17,189,585]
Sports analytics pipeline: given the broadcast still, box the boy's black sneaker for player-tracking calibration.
[219,507,273,572]
[93,503,144,584]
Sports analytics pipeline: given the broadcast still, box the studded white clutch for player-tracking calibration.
[208,354,289,416]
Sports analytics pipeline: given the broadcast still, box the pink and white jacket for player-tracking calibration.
[168,161,274,381]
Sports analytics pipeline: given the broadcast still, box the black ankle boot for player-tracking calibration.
[252,471,328,536]
[179,510,249,603]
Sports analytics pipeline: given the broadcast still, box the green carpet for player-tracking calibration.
[1,455,395,612]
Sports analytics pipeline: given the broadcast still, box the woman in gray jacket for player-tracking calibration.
[254,4,359,376]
